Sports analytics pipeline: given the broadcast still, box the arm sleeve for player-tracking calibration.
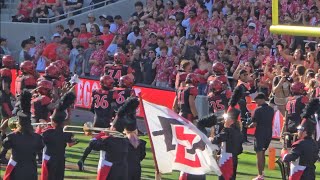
[89,138,106,151]
[283,143,302,163]
[139,140,147,161]
[2,134,13,149]
[197,114,218,134]
[252,109,259,123]
[212,128,228,144]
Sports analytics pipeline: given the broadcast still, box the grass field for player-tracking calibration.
[1,134,319,180]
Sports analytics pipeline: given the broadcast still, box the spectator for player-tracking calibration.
[86,13,98,32]
[74,45,84,75]
[130,49,143,83]
[82,38,96,76]
[114,15,128,35]
[13,0,33,22]
[194,51,211,95]
[127,26,142,44]
[34,36,47,71]
[33,2,49,23]
[55,24,66,38]
[41,0,60,17]
[63,0,83,16]
[72,28,80,38]
[130,1,145,21]
[248,93,274,180]
[155,37,172,56]
[146,32,158,51]
[304,52,319,72]
[100,24,115,50]
[90,24,102,39]
[142,49,156,84]
[78,23,92,48]
[152,46,174,87]
[28,36,36,58]
[69,38,80,74]
[182,34,200,66]
[0,37,11,56]
[98,14,114,32]
[181,7,197,36]
[65,19,76,38]
[106,35,124,56]
[89,39,106,77]
[19,39,33,64]
[42,33,61,63]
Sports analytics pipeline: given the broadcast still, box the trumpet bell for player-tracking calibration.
[8,116,18,130]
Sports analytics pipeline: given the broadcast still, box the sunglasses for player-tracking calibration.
[96,43,103,46]
[200,48,206,51]
[149,51,155,54]
[40,41,45,43]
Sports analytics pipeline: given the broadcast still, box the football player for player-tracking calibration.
[15,61,37,96]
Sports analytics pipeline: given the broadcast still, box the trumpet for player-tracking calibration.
[31,122,52,126]
[63,122,126,138]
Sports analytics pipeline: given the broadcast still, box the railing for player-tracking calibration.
[37,0,113,23]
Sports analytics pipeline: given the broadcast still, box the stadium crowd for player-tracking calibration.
[0,0,320,180]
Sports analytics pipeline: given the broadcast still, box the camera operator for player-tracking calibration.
[269,67,292,116]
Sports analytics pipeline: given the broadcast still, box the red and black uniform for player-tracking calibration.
[38,76,63,89]
[127,139,146,180]
[31,95,52,123]
[286,96,308,133]
[176,85,198,121]
[113,87,136,110]
[208,90,231,137]
[283,137,318,180]
[91,88,117,128]
[15,74,37,96]
[42,127,75,180]
[90,136,130,180]
[104,64,134,86]
[0,67,13,119]
[2,131,44,180]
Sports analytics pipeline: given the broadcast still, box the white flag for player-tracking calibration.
[142,100,221,176]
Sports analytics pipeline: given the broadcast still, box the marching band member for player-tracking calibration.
[0,55,15,138]
[3,90,44,180]
[112,97,146,180]
[173,73,199,122]
[211,88,243,180]
[41,92,77,180]
[78,75,117,171]
[282,119,318,180]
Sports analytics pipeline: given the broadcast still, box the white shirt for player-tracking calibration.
[106,43,117,56]
[155,47,173,57]
[126,32,142,44]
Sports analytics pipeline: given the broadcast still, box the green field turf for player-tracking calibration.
[1,134,319,180]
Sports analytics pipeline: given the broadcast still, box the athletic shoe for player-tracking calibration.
[78,160,84,171]
[252,175,264,180]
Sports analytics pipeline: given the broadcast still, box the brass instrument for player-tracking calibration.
[8,116,18,130]
[31,122,52,126]
[63,122,126,138]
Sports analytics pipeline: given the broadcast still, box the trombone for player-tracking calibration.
[63,122,126,138]
[31,122,52,126]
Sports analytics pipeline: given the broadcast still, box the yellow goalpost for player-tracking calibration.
[269,0,320,37]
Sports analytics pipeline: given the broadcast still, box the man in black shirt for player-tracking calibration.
[142,49,156,85]
[248,93,274,180]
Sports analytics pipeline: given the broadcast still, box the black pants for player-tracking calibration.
[241,120,248,142]
[47,158,65,180]
[219,156,238,180]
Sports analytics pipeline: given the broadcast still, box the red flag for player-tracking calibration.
[289,159,306,180]
[219,142,233,180]
[3,158,17,180]
[96,151,112,180]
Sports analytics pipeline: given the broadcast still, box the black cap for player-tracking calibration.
[187,34,195,40]
[51,109,67,124]
[106,15,114,22]
[0,37,7,43]
[114,15,122,19]
[68,19,75,25]
[29,36,36,42]
[254,92,266,100]
[21,39,32,48]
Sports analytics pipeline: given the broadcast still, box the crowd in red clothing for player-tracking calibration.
[2,0,320,96]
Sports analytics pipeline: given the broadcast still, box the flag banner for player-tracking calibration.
[142,100,221,176]
[4,158,17,180]
[219,142,233,180]
[289,159,306,180]
[97,151,112,180]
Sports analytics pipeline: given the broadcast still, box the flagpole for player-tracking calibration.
[138,93,160,176]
